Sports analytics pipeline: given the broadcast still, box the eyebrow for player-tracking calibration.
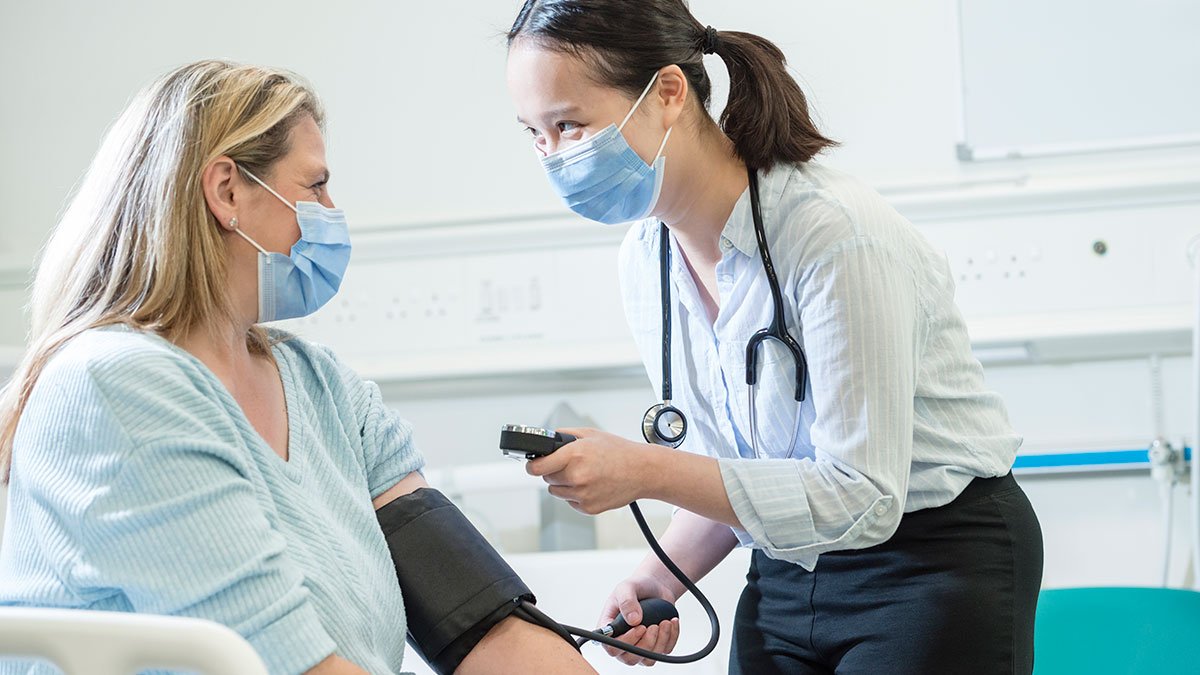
[516,105,582,126]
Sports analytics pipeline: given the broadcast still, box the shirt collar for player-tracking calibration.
[719,164,793,258]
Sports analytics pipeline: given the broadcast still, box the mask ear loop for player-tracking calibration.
[652,128,673,161]
[229,217,269,255]
[226,216,273,323]
[618,73,675,163]
[619,72,661,131]
[238,165,299,214]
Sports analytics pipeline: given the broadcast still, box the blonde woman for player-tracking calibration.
[0,61,592,675]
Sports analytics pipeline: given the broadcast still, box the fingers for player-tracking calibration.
[662,617,680,655]
[603,624,638,660]
[525,448,570,476]
[624,619,680,667]
[638,624,663,667]
[598,579,683,665]
[601,619,680,666]
[600,620,631,658]
[546,484,577,503]
[616,594,642,627]
[601,586,643,660]
[555,426,593,439]
[613,625,657,666]
[644,618,679,666]
[597,594,621,627]
[599,589,642,660]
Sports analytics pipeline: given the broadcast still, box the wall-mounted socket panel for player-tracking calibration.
[280,200,1199,381]
[920,201,1197,320]
[280,244,637,381]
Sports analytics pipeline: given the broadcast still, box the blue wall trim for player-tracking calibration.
[1013,447,1193,473]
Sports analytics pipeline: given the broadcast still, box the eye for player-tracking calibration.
[310,180,327,195]
[523,125,542,139]
[557,121,581,134]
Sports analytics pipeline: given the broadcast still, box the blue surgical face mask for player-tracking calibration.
[540,73,674,225]
[233,167,351,323]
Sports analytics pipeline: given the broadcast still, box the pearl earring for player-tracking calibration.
[230,217,238,229]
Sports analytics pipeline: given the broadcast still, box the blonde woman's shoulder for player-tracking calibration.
[41,324,199,390]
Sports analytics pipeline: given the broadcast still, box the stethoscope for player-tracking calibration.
[642,168,809,457]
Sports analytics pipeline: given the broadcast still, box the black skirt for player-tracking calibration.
[730,472,1044,675]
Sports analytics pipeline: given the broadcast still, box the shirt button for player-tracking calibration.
[874,504,888,516]
[720,238,733,251]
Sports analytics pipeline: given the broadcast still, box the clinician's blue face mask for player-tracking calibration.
[232,166,352,323]
[540,73,674,225]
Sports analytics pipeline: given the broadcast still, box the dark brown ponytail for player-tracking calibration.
[707,30,837,170]
[508,0,836,171]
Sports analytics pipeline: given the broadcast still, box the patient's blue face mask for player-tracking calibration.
[540,73,674,225]
[233,167,352,323]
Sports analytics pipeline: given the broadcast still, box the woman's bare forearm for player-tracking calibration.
[643,447,743,529]
[633,509,738,599]
[305,654,370,675]
[372,471,430,510]
[456,615,598,674]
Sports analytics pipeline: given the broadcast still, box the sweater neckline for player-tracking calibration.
[101,325,307,482]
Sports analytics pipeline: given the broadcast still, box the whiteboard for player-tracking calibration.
[957,0,1200,160]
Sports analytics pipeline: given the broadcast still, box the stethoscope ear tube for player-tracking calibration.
[744,170,808,403]
[655,168,809,451]
[745,329,808,402]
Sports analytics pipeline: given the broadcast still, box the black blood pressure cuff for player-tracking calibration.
[376,488,536,675]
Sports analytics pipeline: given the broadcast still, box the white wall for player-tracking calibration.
[0,0,558,272]
[5,0,1193,270]
[0,303,24,347]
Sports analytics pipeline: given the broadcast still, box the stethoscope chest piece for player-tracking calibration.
[642,402,687,447]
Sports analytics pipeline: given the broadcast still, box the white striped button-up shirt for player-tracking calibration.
[618,162,1020,570]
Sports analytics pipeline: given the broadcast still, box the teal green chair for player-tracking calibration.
[1035,587,1200,674]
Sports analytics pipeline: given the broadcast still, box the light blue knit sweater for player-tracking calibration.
[0,325,424,674]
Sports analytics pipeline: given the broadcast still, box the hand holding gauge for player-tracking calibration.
[497,424,720,664]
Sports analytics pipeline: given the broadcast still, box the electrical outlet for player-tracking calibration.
[954,246,1040,285]
[918,201,1197,319]
[279,243,634,378]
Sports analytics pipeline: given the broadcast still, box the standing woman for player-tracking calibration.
[505,2,1043,674]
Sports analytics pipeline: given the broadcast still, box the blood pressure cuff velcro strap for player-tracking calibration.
[377,487,535,675]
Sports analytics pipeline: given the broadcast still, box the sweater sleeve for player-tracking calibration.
[311,342,425,499]
[354,375,425,499]
[19,341,338,674]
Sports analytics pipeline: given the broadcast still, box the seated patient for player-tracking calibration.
[0,60,592,675]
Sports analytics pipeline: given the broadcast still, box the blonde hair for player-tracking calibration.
[0,59,325,481]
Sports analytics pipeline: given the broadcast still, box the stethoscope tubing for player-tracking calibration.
[652,168,808,455]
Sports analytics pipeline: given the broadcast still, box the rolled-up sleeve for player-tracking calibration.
[719,236,922,570]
